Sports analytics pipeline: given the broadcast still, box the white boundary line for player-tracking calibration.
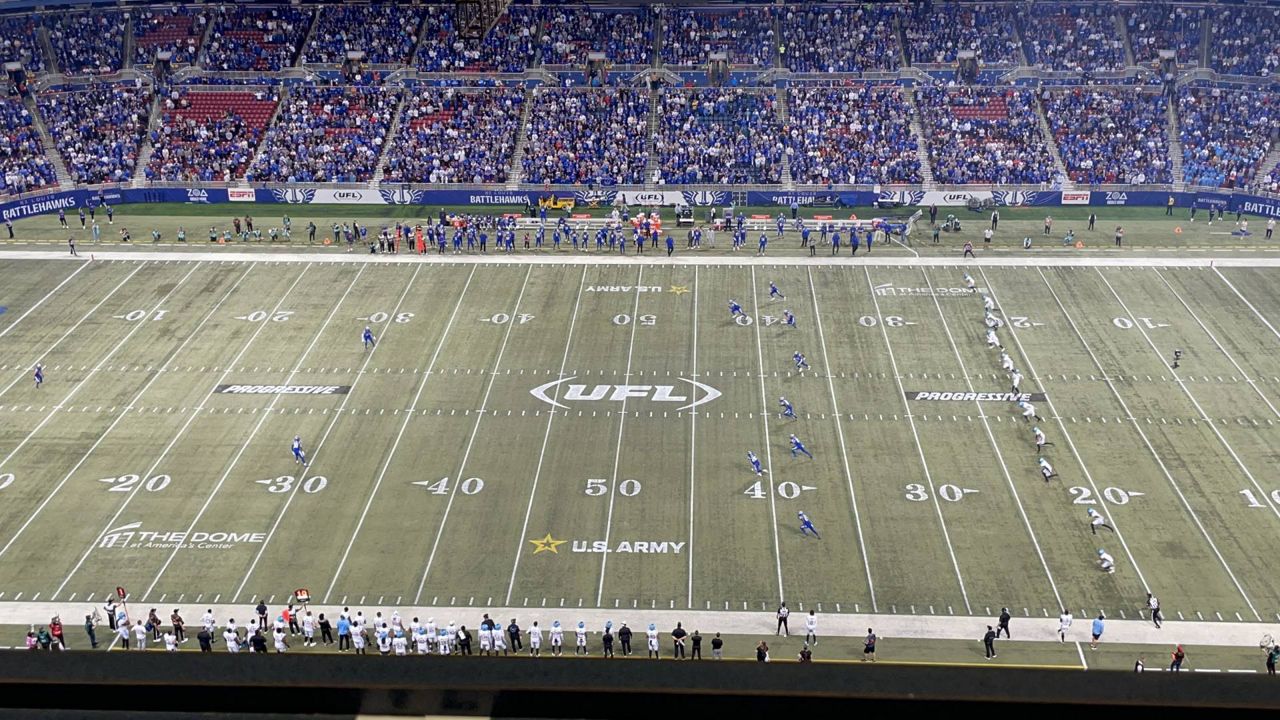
[749,267,786,602]
[0,262,155,476]
[50,264,316,598]
[1211,266,1280,345]
[978,267,1150,592]
[594,267,644,607]
[1095,268,1280,523]
[686,266,698,609]
[806,267,877,611]
[920,266,1064,611]
[232,264,427,602]
[863,266,971,613]
[320,266,477,603]
[1036,268,1261,620]
[1153,268,1280,419]
[0,262,254,564]
[0,260,90,339]
[503,267,589,605]
[413,266,534,604]
[133,265,367,600]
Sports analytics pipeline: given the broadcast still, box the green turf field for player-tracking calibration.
[3,240,1280,636]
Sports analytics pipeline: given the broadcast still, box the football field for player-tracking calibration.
[2,248,1280,632]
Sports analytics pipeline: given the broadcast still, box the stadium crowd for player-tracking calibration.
[145,88,279,183]
[0,14,45,72]
[1,97,56,195]
[201,5,311,72]
[382,86,523,184]
[901,3,1021,65]
[780,4,902,72]
[1041,88,1172,185]
[303,5,424,65]
[520,88,649,185]
[654,88,783,184]
[1178,87,1278,189]
[46,12,125,74]
[661,7,776,67]
[1019,4,1127,72]
[133,7,207,66]
[1126,3,1203,66]
[38,84,152,185]
[1209,5,1280,77]
[916,86,1057,185]
[785,84,921,185]
[249,86,400,183]
[414,5,538,73]
[540,7,652,66]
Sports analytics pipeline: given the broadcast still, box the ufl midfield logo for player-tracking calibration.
[98,522,266,550]
[529,378,720,411]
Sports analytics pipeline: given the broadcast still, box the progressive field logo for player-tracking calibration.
[215,384,351,395]
[907,390,1047,402]
[529,378,720,411]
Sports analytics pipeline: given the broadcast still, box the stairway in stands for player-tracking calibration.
[23,95,73,187]
[1166,98,1184,186]
[1032,93,1070,185]
[643,89,661,188]
[504,87,535,188]
[777,90,792,186]
[903,89,934,187]
[372,93,408,185]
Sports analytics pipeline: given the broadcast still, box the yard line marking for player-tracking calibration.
[1153,269,1280,419]
[594,268,645,607]
[750,267,787,602]
[415,266,534,604]
[236,265,427,602]
[980,267,1149,592]
[1212,266,1280,347]
[0,263,253,565]
[865,267,969,613]
[1038,269,1261,619]
[808,268,876,611]
[921,266,1063,610]
[1098,269,1280,523]
[0,260,90,339]
[136,265,363,600]
[687,266,698,609]
[51,264,315,598]
[321,267,476,602]
[504,267,588,605]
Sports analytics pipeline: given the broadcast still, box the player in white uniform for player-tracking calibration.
[445,622,457,653]
[424,618,437,651]
[984,310,999,329]
[529,621,543,656]
[223,628,240,652]
[437,627,451,655]
[575,621,589,655]
[202,610,217,640]
[1033,426,1048,451]
[965,273,976,290]
[1038,457,1057,481]
[1000,351,1014,372]
[415,626,430,654]
[1018,400,1041,421]
[550,621,564,656]
[646,623,660,659]
[493,623,508,656]
[983,293,995,311]
[1057,610,1073,642]
[1097,548,1116,573]
[273,628,289,653]
[1087,508,1114,535]
[301,612,315,647]
[804,611,818,646]
[986,328,1001,349]
[1011,369,1023,394]
[163,631,177,652]
[479,624,493,655]
[392,631,408,656]
[352,626,367,654]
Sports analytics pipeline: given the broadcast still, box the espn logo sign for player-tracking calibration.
[228,189,256,202]
[1060,191,1091,205]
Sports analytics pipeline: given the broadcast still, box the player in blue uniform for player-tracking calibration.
[776,213,786,238]
[797,511,820,538]
[362,326,376,350]
[747,451,766,476]
[831,230,840,255]
[728,300,745,319]
[790,434,813,459]
[783,310,797,328]
[769,281,784,301]
[793,351,809,371]
[292,436,308,466]
[779,396,795,419]
[33,364,43,389]
[757,233,768,256]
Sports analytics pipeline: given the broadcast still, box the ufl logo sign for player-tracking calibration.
[529,378,721,411]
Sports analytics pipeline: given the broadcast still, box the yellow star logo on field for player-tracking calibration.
[529,533,568,555]
[669,285,690,295]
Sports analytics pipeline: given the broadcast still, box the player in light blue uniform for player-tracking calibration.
[769,282,785,301]
[747,451,766,476]
[728,300,746,320]
[793,351,809,371]
[783,310,796,328]
[292,436,308,466]
[779,397,795,419]
[362,326,376,349]
[33,364,43,389]
[798,511,820,538]
[790,434,813,459]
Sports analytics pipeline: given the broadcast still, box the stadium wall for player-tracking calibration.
[4,187,1280,222]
